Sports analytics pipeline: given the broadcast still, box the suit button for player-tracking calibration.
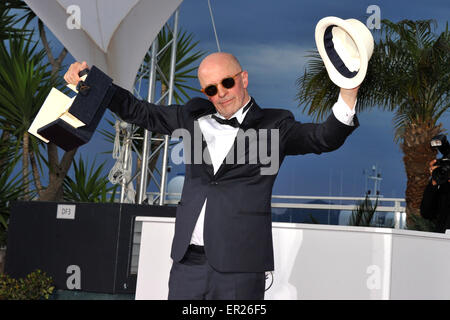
[210,181,219,185]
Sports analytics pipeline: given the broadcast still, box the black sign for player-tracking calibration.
[5,201,176,294]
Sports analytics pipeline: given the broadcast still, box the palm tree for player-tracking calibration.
[0,2,21,153]
[297,19,450,221]
[0,34,65,199]
[3,0,72,202]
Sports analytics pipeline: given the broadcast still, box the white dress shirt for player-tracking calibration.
[189,95,356,245]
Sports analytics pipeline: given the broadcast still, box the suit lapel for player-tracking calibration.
[239,100,264,131]
[187,99,216,178]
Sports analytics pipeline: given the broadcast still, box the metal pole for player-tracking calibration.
[207,0,221,52]
[137,40,158,204]
[393,200,402,229]
[394,212,400,229]
[159,8,179,206]
[401,212,407,229]
[120,124,132,203]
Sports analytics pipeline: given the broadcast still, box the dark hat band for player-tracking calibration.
[324,25,358,79]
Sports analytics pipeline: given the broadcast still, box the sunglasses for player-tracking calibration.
[201,71,243,97]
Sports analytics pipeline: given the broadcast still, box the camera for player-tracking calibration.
[430,134,450,185]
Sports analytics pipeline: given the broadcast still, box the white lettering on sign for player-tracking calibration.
[66,265,81,290]
[366,5,381,30]
[66,5,81,30]
[56,204,76,220]
[366,265,381,290]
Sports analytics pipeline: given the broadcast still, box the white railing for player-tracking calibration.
[128,193,406,274]
[129,192,406,274]
[144,192,407,229]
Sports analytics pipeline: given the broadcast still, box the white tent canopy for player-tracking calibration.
[24,0,183,90]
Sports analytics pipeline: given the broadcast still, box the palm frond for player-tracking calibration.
[63,156,118,203]
[0,33,64,154]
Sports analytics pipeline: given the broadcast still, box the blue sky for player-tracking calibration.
[40,0,449,199]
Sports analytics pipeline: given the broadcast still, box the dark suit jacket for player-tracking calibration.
[107,84,358,272]
[420,181,450,233]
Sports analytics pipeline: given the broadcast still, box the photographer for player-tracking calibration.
[420,158,450,233]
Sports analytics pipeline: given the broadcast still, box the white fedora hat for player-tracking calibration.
[315,16,374,89]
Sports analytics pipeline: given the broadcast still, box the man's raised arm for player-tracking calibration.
[64,61,184,135]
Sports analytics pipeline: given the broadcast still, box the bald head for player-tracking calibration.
[198,52,242,87]
[197,52,249,119]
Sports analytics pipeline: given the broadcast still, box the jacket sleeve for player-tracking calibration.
[420,181,439,220]
[279,111,358,156]
[106,84,184,135]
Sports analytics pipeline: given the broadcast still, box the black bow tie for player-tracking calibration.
[210,99,253,128]
[211,115,240,128]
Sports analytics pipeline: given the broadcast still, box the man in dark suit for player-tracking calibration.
[64,52,359,300]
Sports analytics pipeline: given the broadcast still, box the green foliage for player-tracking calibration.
[0,33,61,136]
[296,49,339,121]
[0,1,76,204]
[0,4,19,40]
[0,3,42,234]
[0,31,65,190]
[3,1,36,27]
[63,156,118,203]
[0,269,54,300]
[349,195,380,227]
[0,1,31,40]
[378,20,450,142]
